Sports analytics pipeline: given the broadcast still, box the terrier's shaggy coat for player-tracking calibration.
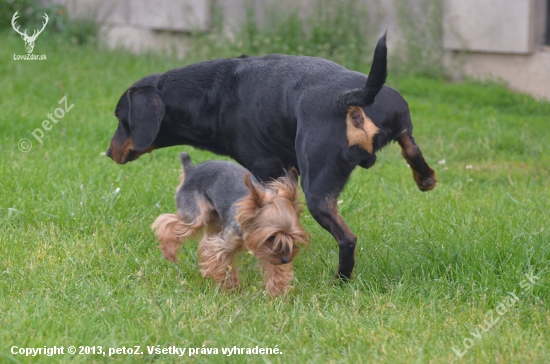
[152,153,309,295]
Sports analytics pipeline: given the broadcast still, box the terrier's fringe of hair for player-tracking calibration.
[236,172,309,254]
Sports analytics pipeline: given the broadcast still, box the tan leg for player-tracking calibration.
[263,262,294,296]
[397,132,437,192]
[198,233,243,291]
[152,213,204,262]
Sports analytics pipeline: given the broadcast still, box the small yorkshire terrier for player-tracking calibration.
[152,153,309,296]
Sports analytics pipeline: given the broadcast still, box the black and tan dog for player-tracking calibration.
[107,34,436,279]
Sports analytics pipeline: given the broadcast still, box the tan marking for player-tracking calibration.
[346,106,379,154]
[327,197,356,241]
[397,131,437,191]
[397,131,420,161]
[109,137,155,164]
[152,199,220,263]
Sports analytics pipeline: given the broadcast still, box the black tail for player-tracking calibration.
[180,152,194,173]
[342,33,387,107]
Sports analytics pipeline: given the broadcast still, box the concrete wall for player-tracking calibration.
[49,0,211,30]
[45,0,409,53]
[443,0,536,53]
[48,0,550,100]
[44,0,210,55]
[452,51,550,99]
[443,0,550,100]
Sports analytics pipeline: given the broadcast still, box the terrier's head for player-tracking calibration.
[236,169,309,265]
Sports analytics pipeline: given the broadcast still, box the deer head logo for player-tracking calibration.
[11,11,49,54]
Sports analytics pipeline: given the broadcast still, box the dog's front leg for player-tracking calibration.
[263,262,294,296]
[298,154,358,278]
[198,233,241,291]
[305,195,357,279]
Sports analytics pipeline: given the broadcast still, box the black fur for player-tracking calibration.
[341,32,387,107]
[107,34,436,279]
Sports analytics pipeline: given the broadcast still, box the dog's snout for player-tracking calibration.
[280,256,290,264]
[106,147,112,159]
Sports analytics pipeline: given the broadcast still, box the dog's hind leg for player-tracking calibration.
[198,229,243,291]
[397,131,437,192]
[152,213,205,262]
[153,199,216,262]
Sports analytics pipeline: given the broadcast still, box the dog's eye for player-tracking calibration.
[267,236,276,243]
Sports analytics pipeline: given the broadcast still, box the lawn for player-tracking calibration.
[1,32,549,364]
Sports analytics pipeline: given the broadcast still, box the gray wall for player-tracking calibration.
[46,0,550,99]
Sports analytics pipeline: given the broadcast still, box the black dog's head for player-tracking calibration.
[107,74,165,164]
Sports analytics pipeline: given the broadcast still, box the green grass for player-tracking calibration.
[1,31,549,364]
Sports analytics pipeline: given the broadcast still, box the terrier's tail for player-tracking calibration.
[178,152,195,188]
[180,152,194,173]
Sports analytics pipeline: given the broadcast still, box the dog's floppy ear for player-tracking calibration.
[128,86,165,152]
[243,172,265,207]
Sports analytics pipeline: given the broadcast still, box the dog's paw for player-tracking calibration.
[417,175,437,192]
